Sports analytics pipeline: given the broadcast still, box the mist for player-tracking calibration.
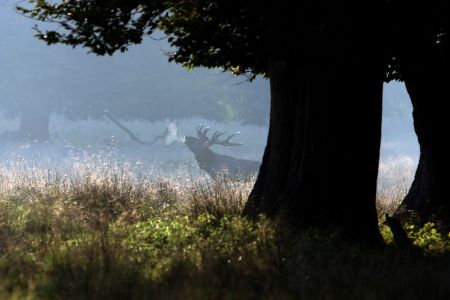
[0,4,418,193]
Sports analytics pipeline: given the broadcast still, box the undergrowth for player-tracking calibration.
[1,167,450,299]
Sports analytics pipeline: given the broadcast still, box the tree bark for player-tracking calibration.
[398,153,424,215]
[394,54,450,222]
[244,52,385,244]
[393,19,450,223]
[242,1,387,244]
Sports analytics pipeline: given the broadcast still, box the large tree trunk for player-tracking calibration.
[243,2,386,245]
[393,18,450,223]
[394,54,450,222]
[243,53,385,244]
[399,153,424,215]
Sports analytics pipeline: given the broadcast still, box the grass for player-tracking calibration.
[1,159,449,299]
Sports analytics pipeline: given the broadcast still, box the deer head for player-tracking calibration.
[185,124,259,180]
[184,124,244,155]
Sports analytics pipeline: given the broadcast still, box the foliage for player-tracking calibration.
[405,222,450,252]
[1,164,450,299]
[16,0,275,78]
[0,7,269,126]
[17,1,450,84]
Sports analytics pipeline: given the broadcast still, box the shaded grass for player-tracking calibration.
[1,168,450,299]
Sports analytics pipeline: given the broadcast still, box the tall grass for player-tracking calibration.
[0,123,436,300]
[1,153,450,299]
[377,154,416,217]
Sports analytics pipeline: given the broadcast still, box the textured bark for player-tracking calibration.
[242,2,387,244]
[244,56,384,244]
[393,21,450,223]
[399,154,424,214]
[395,60,450,222]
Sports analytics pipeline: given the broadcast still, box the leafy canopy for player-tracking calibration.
[18,1,450,83]
[18,1,273,79]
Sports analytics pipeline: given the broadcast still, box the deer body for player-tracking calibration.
[184,126,261,180]
[104,115,260,180]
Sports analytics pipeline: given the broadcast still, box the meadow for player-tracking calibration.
[2,117,447,300]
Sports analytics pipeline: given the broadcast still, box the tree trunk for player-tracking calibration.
[393,22,450,223]
[398,153,425,214]
[244,53,384,244]
[394,57,450,222]
[18,107,51,142]
[395,75,450,222]
[243,2,387,244]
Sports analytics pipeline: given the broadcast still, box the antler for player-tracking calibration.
[196,124,245,147]
[196,124,211,143]
[211,131,245,146]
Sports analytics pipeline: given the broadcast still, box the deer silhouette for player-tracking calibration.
[184,125,260,180]
[104,114,260,180]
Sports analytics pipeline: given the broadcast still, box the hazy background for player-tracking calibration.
[0,4,419,191]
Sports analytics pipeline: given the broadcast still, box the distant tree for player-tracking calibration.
[0,18,69,141]
[19,0,389,244]
[0,7,269,141]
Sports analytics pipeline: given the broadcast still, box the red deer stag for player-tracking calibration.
[184,125,260,180]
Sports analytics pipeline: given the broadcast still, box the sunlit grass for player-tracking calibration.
[2,153,448,300]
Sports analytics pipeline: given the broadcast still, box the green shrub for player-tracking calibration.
[2,166,450,299]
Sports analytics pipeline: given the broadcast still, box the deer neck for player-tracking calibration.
[195,147,219,169]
